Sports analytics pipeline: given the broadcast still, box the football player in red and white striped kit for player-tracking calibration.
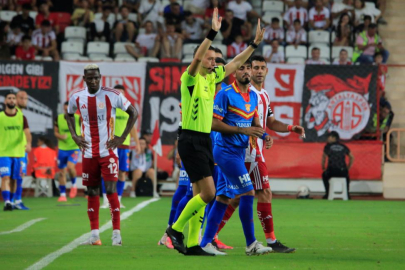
[215,55,305,253]
[66,64,138,246]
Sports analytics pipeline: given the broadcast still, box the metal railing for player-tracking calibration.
[386,128,405,162]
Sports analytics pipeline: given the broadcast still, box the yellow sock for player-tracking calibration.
[172,194,207,233]
[187,206,205,248]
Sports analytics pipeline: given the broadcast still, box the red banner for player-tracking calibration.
[264,141,382,180]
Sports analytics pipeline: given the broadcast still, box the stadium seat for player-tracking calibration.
[162,0,170,8]
[309,44,330,59]
[0,10,17,22]
[309,30,330,44]
[87,42,110,57]
[263,1,284,12]
[116,12,138,22]
[365,2,375,9]
[285,45,307,58]
[332,46,354,59]
[29,11,38,21]
[138,57,159,63]
[54,12,71,33]
[262,45,272,56]
[113,42,134,55]
[264,11,283,18]
[182,57,194,63]
[114,54,136,62]
[61,41,84,57]
[63,53,89,61]
[34,56,53,61]
[252,0,262,8]
[331,31,336,43]
[65,26,87,42]
[94,12,115,26]
[89,55,113,61]
[287,57,306,64]
[214,44,227,57]
[212,31,223,44]
[182,43,199,58]
[138,28,146,35]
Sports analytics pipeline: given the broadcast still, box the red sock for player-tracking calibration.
[87,196,100,230]
[216,205,236,235]
[107,193,120,230]
[257,202,276,241]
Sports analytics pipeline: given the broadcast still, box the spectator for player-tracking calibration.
[264,17,284,45]
[283,0,308,29]
[205,0,225,20]
[138,0,164,28]
[71,0,94,27]
[306,47,326,64]
[164,0,183,15]
[122,0,140,12]
[331,0,354,28]
[355,14,371,33]
[32,136,57,182]
[264,39,285,63]
[7,22,23,54]
[309,0,330,30]
[220,9,244,45]
[373,0,387,24]
[10,3,35,35]
[15,35,35,60]
[286,19,307,46]
[164,2,184,31]
[0,30,11,60]
[161,21,182,59]
[125,20,160,59]
[354,0,381,26]
[0,0,12,10]
[13,0,37,12]
[333,49,352,65]
[353,23,388,64]
[185,0,209,16]
[321,131,354,199]
[374,52,387,91]
[129,137,159,198]
[227,0,259,22]
[333,13,352,46]
[227,34,247,58]
[379,102,394,142]
[114,5,136,42]
[32,20,59,60]
[141,129,152,144]
[89,5,112,42]
[181,10,205,44]
[36,2,59,33]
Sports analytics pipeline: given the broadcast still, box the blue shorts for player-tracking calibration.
[57,149,80,169]
[212,164,221,187]
[213,145,254,199]
[0,157,22,179]
[178,165,189,186]
[186,181,193,197]
[17,152,28,175]
[117,148,130,172]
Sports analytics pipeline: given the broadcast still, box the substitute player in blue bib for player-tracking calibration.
[200,59,273,255]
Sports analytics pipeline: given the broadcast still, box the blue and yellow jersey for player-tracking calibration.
[213,82,258,148]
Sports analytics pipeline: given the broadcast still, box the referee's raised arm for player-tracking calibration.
[188,8,222,76]
[224,19,266,77]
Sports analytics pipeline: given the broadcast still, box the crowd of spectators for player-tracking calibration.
[0,0,389,64]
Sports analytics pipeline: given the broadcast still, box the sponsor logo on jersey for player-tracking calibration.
[88,208,94,212]
[81,104,87,109]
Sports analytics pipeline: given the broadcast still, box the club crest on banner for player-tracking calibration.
[304,74,372,140]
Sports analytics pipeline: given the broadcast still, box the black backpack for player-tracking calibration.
[135,177,153,197]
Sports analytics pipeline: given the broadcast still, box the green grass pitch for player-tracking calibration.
[1,197,404,270]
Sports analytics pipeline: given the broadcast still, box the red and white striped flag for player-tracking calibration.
[150,120,162,156]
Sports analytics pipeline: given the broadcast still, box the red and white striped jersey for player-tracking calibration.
[31,29,56,49]
[245,85,273,163]
[67,86,131,158]
[227,42,248,58]
[264,27,285,41]
[283,6,308,27]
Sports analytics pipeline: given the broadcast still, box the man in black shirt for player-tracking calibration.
[321,131,354,199]
[11,4,35,35]
[220,9,244,45]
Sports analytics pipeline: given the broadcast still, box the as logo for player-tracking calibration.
[245,104,251,112]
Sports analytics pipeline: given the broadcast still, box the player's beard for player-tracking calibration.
[238,76,251,85]
[6,103,16,109]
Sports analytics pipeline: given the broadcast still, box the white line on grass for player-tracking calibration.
[26,198,160,270]
[0,218,46,235]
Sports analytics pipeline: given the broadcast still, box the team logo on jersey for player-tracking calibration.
[245,104,251,112]
[98,102,105,109]
[109,158,115,163]
[304,74,372,140]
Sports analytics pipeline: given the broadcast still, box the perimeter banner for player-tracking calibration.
[0,61,59,140]
[142,62,187,145]
[302,65,378,141]
[59,61,146,129]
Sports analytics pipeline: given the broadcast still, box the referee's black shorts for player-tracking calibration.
[178,129,214,183]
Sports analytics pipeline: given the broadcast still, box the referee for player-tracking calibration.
[167,8,266,255]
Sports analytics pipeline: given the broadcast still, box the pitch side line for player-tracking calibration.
[26,198,160,270]
[0,218,46,235]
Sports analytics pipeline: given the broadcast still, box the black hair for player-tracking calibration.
[312,47,320,51]
[215,57,226,65]
[369,23,377,29]
[374,52,383,58]
[102,5,113,12]
[271,17,280,23]
[184,10,192,17]
[5,92,16,99]
[251,55,266,63]
[340,49,348,54]
[22,35,31,42]
[38,136,54,149]
[363,15,372,21]
[22,3,31,10]
[242,58,252,66]
[64,101,69,106]
[171,2,180,7]
[193,45,216,57]
[10,22,20,30]
[114,84,125,91]
[225,9,233,14]
[41,20,51,27]
[119,5,129,12]
[328,131,340,141]
[214,47,223,55]
[293,19,301,24]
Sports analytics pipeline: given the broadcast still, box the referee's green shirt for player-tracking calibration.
[180,66,226,133]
